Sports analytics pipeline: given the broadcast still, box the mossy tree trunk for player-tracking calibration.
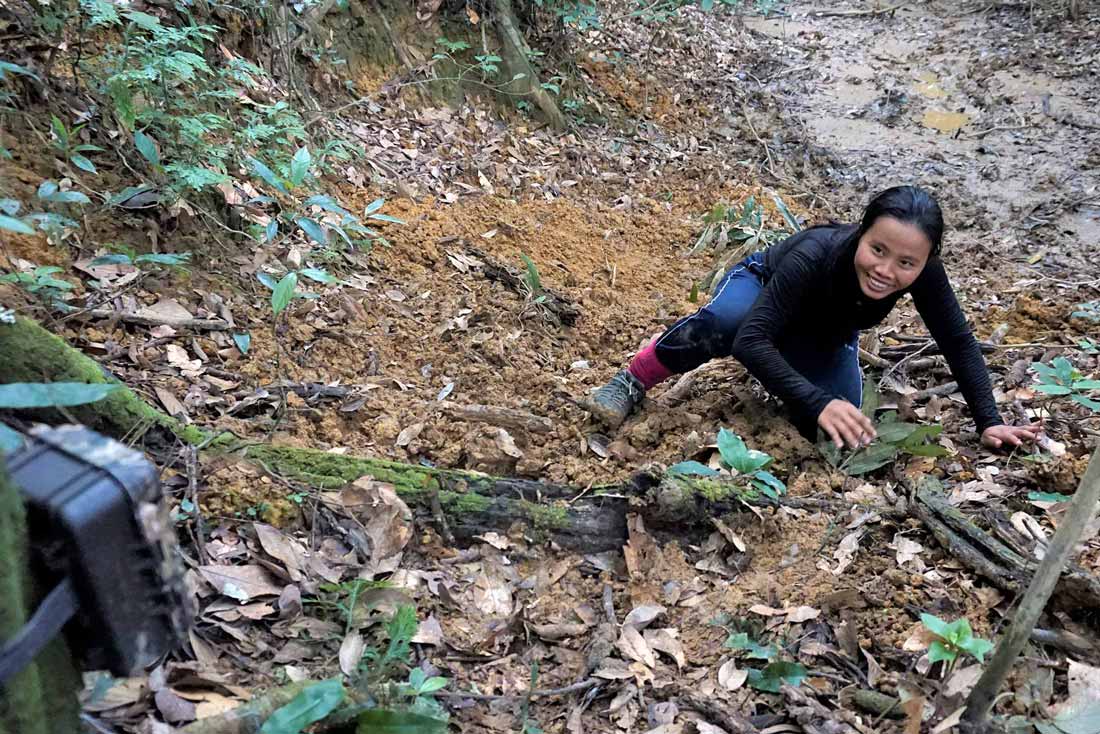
[0,318,205,446]
[0,460,81,734]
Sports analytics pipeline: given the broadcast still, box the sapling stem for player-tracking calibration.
[962,444,1100,731]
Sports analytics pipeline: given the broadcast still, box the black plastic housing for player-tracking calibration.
[5,425,190,675]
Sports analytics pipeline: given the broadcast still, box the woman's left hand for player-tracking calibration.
[981,423,1042,450]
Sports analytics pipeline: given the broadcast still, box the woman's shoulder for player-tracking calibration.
[770,223,854,264]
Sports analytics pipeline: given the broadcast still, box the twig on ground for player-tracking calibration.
[808,2,907,17]
[437,678,599,702]
[74,309,232,331]
[438,402,553,434]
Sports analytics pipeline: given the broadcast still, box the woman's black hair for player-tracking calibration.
[859,185,944,257]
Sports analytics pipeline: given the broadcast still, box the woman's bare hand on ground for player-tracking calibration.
[818,399,877,450]
[981,423,1041,450]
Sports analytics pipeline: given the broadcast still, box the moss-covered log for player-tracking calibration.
[0,460,81,734]
[0,317,205,446]
[0,315,791,551]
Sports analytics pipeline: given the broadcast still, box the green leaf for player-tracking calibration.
[303,195,350,216]
[298,268,336,284]
[752,469,786,496]
[233,333,251,354]
[1029,491,1071,503]
[259,679,344,734]
[249,157,289,195]
[122,10,163,29]
[135,253,191,267]
[520,252,541,294]
[367,213,406,225]
[0,423,24,453]
[0,60,39,81]
[257,272,279,290]
[50,115,68,147]
[843,443,899,475]
[716,428,771,474]
[271,272,298,316]
[134,130,160,167]
[746,661,807,693]
[1071,395,1100,412]
[70,154,97,174]
[289,146,311,188]
[771,194,801,232]
[920,613,952,639]
[0,215,34,235]
[927,639,957,665]
[958,636,994,663]
[418,676,449,694]
[1035,384,1072,396]
[724,632,776,660]
[876,420,920,444]
[0,382,121,409]
[296,217,327,245]
[37,180,59,199]
[1073,380,1100,390]
[355,709,448,734]
[667,460,720,477]
[363,197,385,216]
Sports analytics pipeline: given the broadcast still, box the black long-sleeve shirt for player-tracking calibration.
[731,224,1003,433]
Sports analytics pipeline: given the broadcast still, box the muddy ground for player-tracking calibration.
[2,1,1100,732]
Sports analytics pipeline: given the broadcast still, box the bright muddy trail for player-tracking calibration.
[2,1,1100,732]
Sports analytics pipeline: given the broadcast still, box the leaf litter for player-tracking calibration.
[7,0,1099,732]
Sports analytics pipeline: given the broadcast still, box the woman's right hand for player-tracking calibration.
[818,399,877,450]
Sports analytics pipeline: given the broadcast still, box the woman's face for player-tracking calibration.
[853,216,933,299]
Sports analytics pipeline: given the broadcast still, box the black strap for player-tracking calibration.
[0,577,79,686]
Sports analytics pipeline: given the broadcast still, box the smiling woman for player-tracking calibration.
[584,185,1041,452]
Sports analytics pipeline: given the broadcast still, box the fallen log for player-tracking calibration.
[72,308,232,331]
[905,473,1100,611]
[438,402,554,434]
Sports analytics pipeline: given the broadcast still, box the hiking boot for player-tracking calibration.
[586,370,645,428]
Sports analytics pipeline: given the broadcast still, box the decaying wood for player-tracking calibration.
[491,0,567,130]
[75,309,232,331]
[907,468,1100,615]
[963,445,1100,731]
[467,246,580,326]
[439,402,554,434]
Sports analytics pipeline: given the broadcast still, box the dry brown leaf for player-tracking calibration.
[339,632,365,676]
[412,614,445,646]
[494,428,524,458]
[395,422,424,447]
[712,517,747,552]
[155,387,187,418]
[198,564,283,602]
[138,298,194,321]
[644,628,686,669]
[902,620,937,652]
[192,692,240,720]
[530,622,588,641]
[943,663,983,698]
[472,570,514,617]
[622,604,666,630]
[155,688,196,725]
[617,625,656,668]
[253,523,306,581]
[717,659,748,690]
[83,677,147,712]
[786,606,821,623]
[341,478,412,577]
[749,604,786,617]
[890,533,925,568]
[862,648,884,688]
[593,658,634,680]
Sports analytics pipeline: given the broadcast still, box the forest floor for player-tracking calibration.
[2,1,1100,733]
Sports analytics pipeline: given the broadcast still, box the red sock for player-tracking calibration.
[628,341,673,389]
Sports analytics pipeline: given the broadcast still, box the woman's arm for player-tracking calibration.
[911,260,1005,434]
[731,243,872,448]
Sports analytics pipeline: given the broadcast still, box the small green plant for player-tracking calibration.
[0,265,76,310]
[259,679,344,734]
[249,152,401,251]
[920,614,994,671]
[50,115,104,174]
[667,428,787,500]
[1077,338,1098,355]
[1032,356,1100,412]
[691,194,800,292]
[818,411,947,475]
[256,267,337,318]
[89,248,192,271]
[519,252,543,298]
[400,668,449,698]
[724,630,808,692]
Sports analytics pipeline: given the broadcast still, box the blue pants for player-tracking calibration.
[653,252,862,431]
